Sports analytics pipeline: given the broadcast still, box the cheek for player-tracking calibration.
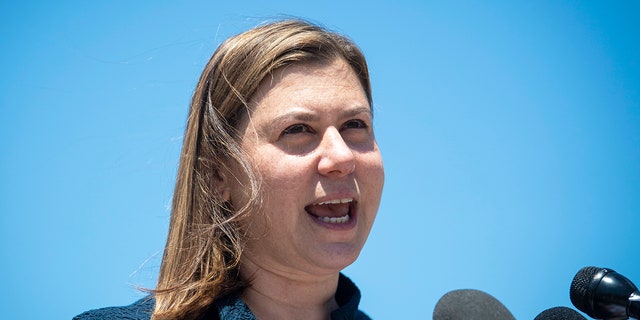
[262,166,308,194]
[256,154,314,196]
[254,147,311,178]
[360,153,385,189]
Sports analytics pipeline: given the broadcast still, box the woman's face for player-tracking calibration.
[231,58,384,277]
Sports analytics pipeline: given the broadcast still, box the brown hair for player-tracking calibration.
[152,19,372,320]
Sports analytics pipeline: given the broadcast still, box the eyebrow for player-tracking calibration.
[272,106,372,125]
[272,109,319,125]
[342,106,373,119]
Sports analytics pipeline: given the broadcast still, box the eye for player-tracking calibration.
[342,119,368,130]
[282,124,313,135]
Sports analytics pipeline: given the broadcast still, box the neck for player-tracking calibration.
[240,259,340,320]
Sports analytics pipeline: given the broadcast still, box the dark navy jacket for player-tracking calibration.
[74,273,371,320]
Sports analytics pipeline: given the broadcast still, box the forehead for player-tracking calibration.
[251,58,366,109]
[233,59,369,135]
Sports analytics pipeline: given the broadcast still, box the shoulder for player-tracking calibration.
[73,296,155,320]
[355,310,373,320]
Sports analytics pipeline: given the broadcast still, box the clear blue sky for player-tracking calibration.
[1,1,639,319]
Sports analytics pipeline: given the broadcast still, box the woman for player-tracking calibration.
[75,18,384,320]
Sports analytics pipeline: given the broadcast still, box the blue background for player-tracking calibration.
[1,1,638,319]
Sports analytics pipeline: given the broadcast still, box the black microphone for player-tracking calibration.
[433,289,515,320]
[570,266,640,319]
[534,307,587,320]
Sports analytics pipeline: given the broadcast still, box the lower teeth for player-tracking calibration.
[319,215,350,224]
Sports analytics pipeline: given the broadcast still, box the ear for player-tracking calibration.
[213,169,231,203]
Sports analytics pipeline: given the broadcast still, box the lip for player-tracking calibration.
[307,190,359,205]
[305,194,358,230]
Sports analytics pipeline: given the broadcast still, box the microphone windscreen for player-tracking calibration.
[534,307,587,320]
[433,289,515,320]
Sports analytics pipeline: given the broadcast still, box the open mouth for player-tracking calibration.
[304,198,354,224]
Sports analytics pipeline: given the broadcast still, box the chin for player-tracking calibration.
[311,242,363,271]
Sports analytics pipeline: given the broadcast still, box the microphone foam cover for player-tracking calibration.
[433,289,515,320]
[534,307,587,320]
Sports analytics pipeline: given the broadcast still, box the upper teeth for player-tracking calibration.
[316,198,353,206]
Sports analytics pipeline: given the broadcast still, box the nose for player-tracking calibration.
[317,127,356,177]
